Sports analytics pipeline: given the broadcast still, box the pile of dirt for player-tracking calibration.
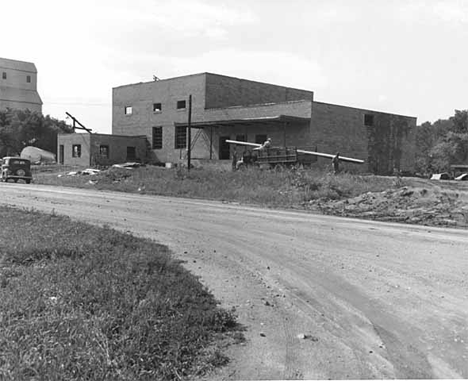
[310,185,468,228]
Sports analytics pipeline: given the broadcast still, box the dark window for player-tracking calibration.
[125,106,132,115]
[26,75,31,83]
[2,72,6,80]
[72,144,81,158]
[152,126,163,149]
[175,126,187,149]
[255,134,267,144]
[99,145,109,158]
[127,146,136,160]
[364,114,374,126]
[153,103,162,112]
[177,100,186,109]
[236,135,246,142]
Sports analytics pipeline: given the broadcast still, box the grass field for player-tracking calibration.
[34,165,402,207]
[0,206,241,380]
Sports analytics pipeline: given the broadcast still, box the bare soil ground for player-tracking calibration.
[309,177,468,229]
[0,183,467,380]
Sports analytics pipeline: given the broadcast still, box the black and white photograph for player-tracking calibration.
[1,0,467,379]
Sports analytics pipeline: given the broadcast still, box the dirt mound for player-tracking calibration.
[313,185,468,228]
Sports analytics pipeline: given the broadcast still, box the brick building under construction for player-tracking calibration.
[111,73,416,175]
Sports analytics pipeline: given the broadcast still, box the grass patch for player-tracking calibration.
[0,206,241,380]
[35,166,402,208]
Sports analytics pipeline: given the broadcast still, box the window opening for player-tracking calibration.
[177,100,186,109]
[153,103,162,112]
[125,106,133,115]
[72,144,81,158]
[175,126,187,149]
[152,127,163,149]
[364,114,374,126]
[99,145,109,158]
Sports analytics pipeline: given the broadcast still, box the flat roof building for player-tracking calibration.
[0,57,42,113]
[57,133,147,167]
[112,73,417,175]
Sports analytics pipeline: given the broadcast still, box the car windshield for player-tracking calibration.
[9,160,29,165]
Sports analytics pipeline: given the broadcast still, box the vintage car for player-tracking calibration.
[0,157,33,183]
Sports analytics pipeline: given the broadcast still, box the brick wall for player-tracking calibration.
[57,133,147,167]
[89,134,147,166]
[113,74,207,163]
[366,114,416,174]
[112,73,416,172]
[57,133,92,166]
[202,100,312,121]
[205,73,313,109]
[112,74,314,164]
[310,102,416,174]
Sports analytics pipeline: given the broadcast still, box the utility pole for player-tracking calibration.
[187,94,192,171]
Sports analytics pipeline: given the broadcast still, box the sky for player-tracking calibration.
[2,0,467,133]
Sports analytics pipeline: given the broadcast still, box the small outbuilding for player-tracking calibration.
[57,133,147,167]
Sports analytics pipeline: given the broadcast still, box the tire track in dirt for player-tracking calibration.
[1,183,467,379]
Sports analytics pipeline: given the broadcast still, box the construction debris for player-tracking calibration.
[59,168,101,177]
[312,185,468,228]
[111,162,144,169]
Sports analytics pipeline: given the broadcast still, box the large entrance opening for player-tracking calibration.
[219,136,231,159]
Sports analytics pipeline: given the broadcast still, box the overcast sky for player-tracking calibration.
[2,0,467,133]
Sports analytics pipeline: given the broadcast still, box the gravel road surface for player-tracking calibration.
[1,183,467,379]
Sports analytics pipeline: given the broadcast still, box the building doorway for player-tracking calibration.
[255,134,267,145]
[126,146,136,161]
[219,136,231,160]
[59,145,64,164]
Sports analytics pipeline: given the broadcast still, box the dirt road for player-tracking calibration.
[1,183,467,379]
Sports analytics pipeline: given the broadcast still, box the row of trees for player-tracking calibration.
[0,109,73,157]
[415,109,468,174]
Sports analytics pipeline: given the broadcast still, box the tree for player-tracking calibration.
[0,108,73,157]
[415,119,452,174]
[415,111,468,174]
[449,110,468,134]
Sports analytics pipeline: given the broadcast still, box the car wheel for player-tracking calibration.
[26,179,31,184]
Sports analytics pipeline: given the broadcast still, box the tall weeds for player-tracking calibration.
[35,166,399,208]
